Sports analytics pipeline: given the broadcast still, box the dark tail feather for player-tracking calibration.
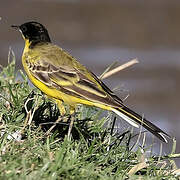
[112,106,171,143]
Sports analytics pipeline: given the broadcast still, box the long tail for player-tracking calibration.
[112,106,171,143]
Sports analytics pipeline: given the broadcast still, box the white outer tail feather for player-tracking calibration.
[158,132,168,143]
[112,108,139,128]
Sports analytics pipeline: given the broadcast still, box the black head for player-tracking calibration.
[12,21,51,46]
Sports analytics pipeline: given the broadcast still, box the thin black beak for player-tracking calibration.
[11,25,20,30]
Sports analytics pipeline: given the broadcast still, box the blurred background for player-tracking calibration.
[1,0,180,160]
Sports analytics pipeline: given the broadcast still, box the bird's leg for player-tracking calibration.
[67,106,76,140]
[56,99,72,122]
[56,99,66,117]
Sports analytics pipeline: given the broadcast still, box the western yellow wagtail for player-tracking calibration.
[12,22,170,142]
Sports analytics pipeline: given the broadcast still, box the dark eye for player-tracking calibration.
[21,25,27,32]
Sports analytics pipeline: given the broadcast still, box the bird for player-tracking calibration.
[11,21,170,142]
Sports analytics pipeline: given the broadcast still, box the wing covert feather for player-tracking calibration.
[25,44,123,107]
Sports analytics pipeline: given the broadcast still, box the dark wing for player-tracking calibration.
[26,59,122,108]
[90,71,123,104]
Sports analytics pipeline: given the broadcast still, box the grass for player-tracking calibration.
[0,49,179,179]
